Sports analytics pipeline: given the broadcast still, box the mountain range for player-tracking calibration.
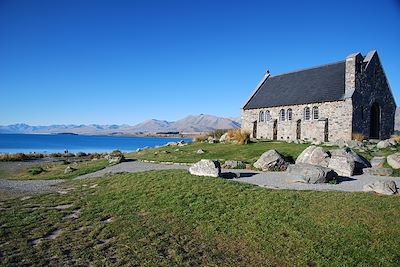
[0,114,241,135]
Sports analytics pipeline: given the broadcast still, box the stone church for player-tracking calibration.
[241,51,396,142]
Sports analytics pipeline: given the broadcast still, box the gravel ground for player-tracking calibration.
[1,160,399,198]
[231,172,400,193]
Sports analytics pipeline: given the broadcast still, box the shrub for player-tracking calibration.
[28,167,45,175]
[391,135,400,144]
[110,150,125,160]
[193,135,208,143]
[227,129,250,145]
[352,133,365,142]
[210,129,228,139]
[0,153,44,161]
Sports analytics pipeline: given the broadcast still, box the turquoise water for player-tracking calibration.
[0,134,191,154]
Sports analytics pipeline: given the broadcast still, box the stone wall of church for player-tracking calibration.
[241,99,353,142]
[349,52,396,139]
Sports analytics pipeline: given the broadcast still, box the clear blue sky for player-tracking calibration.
[0,0,399,125]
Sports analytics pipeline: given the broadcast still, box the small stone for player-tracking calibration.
[222,160,245,169]
[370,156,386,169]
[377,140,391,149]
[196,149,205,154]
[64,166,76,174]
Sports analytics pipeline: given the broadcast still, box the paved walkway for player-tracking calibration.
[0,161,399,197]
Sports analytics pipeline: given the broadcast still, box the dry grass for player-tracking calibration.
[391,135,400,143]
[227,129,250,145]
[193,135,208,142]
[0,153,44,162]
[352,133,365,142]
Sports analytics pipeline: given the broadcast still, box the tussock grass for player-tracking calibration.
[0,170,399,266]
[352,132,365,142]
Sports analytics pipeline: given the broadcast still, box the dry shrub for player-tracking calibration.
[193,135,208,142]
[210,129,228,139]
[352,133,365,142]
[0,153,44,162]
[391,135,400,143]
[227,129,250,145]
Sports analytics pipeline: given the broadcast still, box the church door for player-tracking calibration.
[273,120,278,140]
[370,102,381,139]
[324,119,329,142]
[252,121,257,138]
[296,120,301,140]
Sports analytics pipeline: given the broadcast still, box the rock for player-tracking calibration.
[208,139,217,144]
[253,150,289,171]
[189,160,221,177]
[64,166,76,174]
[329,148,370,175]
[363,180,398,195]
[108,156,123,165]
[222,160,245,169]
[219,132,229,143]
[387,153,400,169]
[346,140,363,148]
[295,146,330,167]
[370,156,386,168]
[377,140,391,149]
[335,139,346,148]
[196,149,205,154]
[166,142,178,146]
[388,138,397,146]
[245,164,252,170]
[366,144,376,151]
[363,167,393,176]
[287,163,337,184]
[311,140,322,146]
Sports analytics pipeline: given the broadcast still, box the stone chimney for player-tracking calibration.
[345,52,363,97]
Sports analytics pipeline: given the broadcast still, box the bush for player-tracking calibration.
[227,129,250,145]
[110,150,125,160]
[352,133,365,142]
[193,135,208,143]
[210,129,228,139]
[391,135,400,144]
[0,153,44,161]
[27,167,45,175]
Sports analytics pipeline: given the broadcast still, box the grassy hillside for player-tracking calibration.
[0,170,399,266]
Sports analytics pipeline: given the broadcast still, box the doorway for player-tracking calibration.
[252,121,257,138]
[370,102,381,139]
[296,120,301,140]
[273,120,278,140]
[324,119,329,142]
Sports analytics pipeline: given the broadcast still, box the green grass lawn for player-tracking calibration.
[5,159,109,180]
[0,170,399,266]
[128,140,311,165]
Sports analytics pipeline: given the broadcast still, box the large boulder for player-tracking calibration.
[219,133,229,143]
[253,150,289,171]
[108,156,123,165]
[363,167,393,176]
[363,180,398,195]
[328,148,370,176]
[370,156,386,168]
[387,153,400,169]
[287,163,337,184]
[189,160,221,177]
[295,146,330,167]
[64,166,76,174]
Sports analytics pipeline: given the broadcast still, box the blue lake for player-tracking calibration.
[0,134,191,154]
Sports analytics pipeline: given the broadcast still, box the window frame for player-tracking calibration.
[312,106,319,120]
[304,107,311,121]
[287,108,293,121]
[279,109,285,121]
[266,110,271,122]
[259,111,264,122]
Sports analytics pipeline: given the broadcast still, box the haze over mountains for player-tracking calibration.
[0,114,241,135]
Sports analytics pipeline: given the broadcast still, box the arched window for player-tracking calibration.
[279,109,285,121]
[287,109,293,121]
[259,111,264,122]
[266,110,271,122]
[304,107,310,120]
[312,107,319,120]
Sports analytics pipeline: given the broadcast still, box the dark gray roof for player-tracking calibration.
[243,61,346,109]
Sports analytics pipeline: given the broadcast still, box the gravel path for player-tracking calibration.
[231,172,400,193]
[1,160,399,198]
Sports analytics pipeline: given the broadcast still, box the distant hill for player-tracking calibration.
[0,114,241,135]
